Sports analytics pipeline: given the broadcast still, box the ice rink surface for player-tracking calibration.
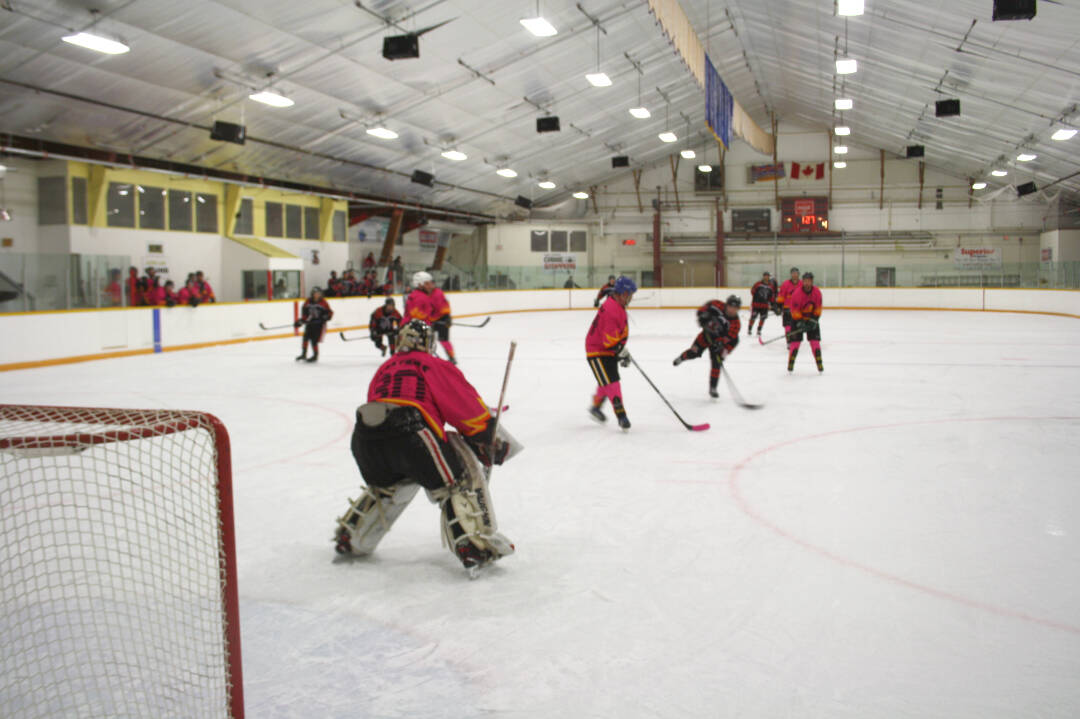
[3,306,1080,718]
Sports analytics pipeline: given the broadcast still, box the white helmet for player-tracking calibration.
[411,271,433,288]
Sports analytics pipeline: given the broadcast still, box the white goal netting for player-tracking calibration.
[0,405,243,719]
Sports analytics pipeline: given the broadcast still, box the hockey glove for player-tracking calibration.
[616,345,632,368]
[294,319,305,329]
[471,437,510,467]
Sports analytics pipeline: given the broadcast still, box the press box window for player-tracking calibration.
[107,183,136,227]
[550,230,568,252]
[304,207,320,239]
[285,204,302,239]
[333,210,346,242]
[71,177,88,225]
[195,193,218,233]
[234,197,254,235]
[530,230,548,252]
[570,231,586,252]
[265,202,283,237]
[37,177,67,225]
[168,190,192,231]
[138,186,165,230]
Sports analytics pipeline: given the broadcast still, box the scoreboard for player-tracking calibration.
[780,196,829,234]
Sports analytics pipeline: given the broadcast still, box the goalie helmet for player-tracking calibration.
[396,319,434,354]
[412,271,433,288]
[726,294,742,308]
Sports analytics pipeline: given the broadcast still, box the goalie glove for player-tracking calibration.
[468,436,510,467]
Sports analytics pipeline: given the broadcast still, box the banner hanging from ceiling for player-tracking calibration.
[705,54,733,148]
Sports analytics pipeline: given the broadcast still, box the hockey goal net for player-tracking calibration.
[0,404,243,719]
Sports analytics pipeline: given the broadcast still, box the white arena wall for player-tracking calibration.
[1,288,1078,370]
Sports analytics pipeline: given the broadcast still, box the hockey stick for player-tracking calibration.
[259,322,295,331]
[759,319,818,345]
[628,356,710,432]
[454,317,491,328]
[485,341,517,479]
[721,366,763,410]
[339,332,370,342]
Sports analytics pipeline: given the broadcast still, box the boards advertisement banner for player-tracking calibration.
[954,247,1003,269]
[543,253,576,270]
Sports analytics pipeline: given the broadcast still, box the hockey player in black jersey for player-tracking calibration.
[673,295,742,398]
[748,272,776,336]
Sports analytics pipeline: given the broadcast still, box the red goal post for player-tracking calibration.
[0,404,243,718]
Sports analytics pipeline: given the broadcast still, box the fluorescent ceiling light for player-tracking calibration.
[835,98,853,111]
[833,161,847,169]
[538,180,556,189]
[971,182,988,190]
[834,126,851,136]
[61,31,130,55]
[1051,128,1077,141]
[496,168,518,178]
[1016,153,1037,162]
[991,169,1008,177]
[680,149,696,159]
[658,131,678,143]
[572,191,589,199]
[837,0,865,16]
[585,72,612,87]
[697,164,713,173]
[833,145,849,154]
[629,107,651,119]
[520,17,557,37]
[249,91,294,108]
[366,126,398,140]
[835,58,858,75]
[441,149,467,161]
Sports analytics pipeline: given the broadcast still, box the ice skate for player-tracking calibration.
[709,387,719,399]
[617,414,631,431]
[306,355,318,363]
[295,353,306,361]
[333,527,352,555]
[588,405,606,423]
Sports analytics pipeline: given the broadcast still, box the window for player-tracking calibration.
[570,230,587,252]
[304,207,320,239]
[71,177,88,225]
[195,193,218,233]
[333,210,346,242]
[138,186,165,229]
[38,177,67,225]
[168,190,192,231]
[234,197,253,235]
[107,182,136,227]
[271,270,301,299]
[550,230,568,252]
[285,204,302,238]
[265,201,283,237]
[530,230,548,252]
[242,270,268,300]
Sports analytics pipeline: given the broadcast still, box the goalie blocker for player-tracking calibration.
[334,320,520,573]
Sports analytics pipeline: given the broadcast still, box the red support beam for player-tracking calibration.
[715,197,726,286]
[653,188,663,288]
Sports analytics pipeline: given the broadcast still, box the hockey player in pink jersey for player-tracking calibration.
[406,270,457,364]
[776,267,802,348]
[787,271,824,372]
[334,320,515,573]
[586,276,636,431]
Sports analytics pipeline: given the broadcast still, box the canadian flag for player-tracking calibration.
[791,162,825,180]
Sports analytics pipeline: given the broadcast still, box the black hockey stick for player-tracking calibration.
[259,322,295,331]
[759,319,818,345]
[339,332,370,342]
[454,317,491,328]
[721,366,763,410]
[628,355,710,432]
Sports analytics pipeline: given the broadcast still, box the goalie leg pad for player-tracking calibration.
[335,483,419,555]
[439,433,515,567]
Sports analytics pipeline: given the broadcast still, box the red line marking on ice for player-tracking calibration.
[727,415,1080,636]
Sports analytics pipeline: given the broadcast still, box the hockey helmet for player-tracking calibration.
[802,271,814,281]
[396,320,434,354]
[613,276,638,296]
[608,275,616,282]
[725,294,742,308]
[384,297,395,306]
[762,271,771,277]
[412,270,433,288]
[311,286,323,295]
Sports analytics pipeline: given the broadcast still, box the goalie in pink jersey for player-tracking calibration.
[333,320,516,574]
[586,276,636,431]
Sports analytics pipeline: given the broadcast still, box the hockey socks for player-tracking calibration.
[787,342,800,372]
[612,396,630,431]
[811,340,823,372]
[589,393,607,422]
[709,367,720,398]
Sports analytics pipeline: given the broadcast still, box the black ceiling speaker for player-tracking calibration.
[383,34,420,60]
[993,0,1035,21]
[935,99,961,117]
[536,116,561,133]
[515,195,533,209]
[410,170,435,187]
[906,145,925,158]
[611,155,630,168]
[210,120,246,145]
[1016,181,1038,196]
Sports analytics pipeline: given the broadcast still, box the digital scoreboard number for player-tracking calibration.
[781,197,829,234]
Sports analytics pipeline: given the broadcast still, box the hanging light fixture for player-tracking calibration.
[835,98,853,111]
[629,72,650,118]
[61,31,130,55]
[833,145,849,154]
[573,191,589,199]
[441,149,467,161]
[496,167,518,178]
[834,126,851,136]
[1051,127,1077,141]
[991,169,1008,177]
[585,27,611,87]
[366,126,398,140]
[1016,153,1037,162]
[971,181,988,190]
[658,102,677,143]
[249,90,294,108]
[680,117,696,159]
[837,0,864,16]
[520,0,557,37]
[538,179,556,189]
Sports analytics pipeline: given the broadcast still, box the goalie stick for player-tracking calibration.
[721,366,763,410]
[259,322,295,331]
[628,355,710,432]
[485,341,516,480]
[454,317,491,328]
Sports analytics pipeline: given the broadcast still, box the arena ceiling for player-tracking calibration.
[1,0,1077,220]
